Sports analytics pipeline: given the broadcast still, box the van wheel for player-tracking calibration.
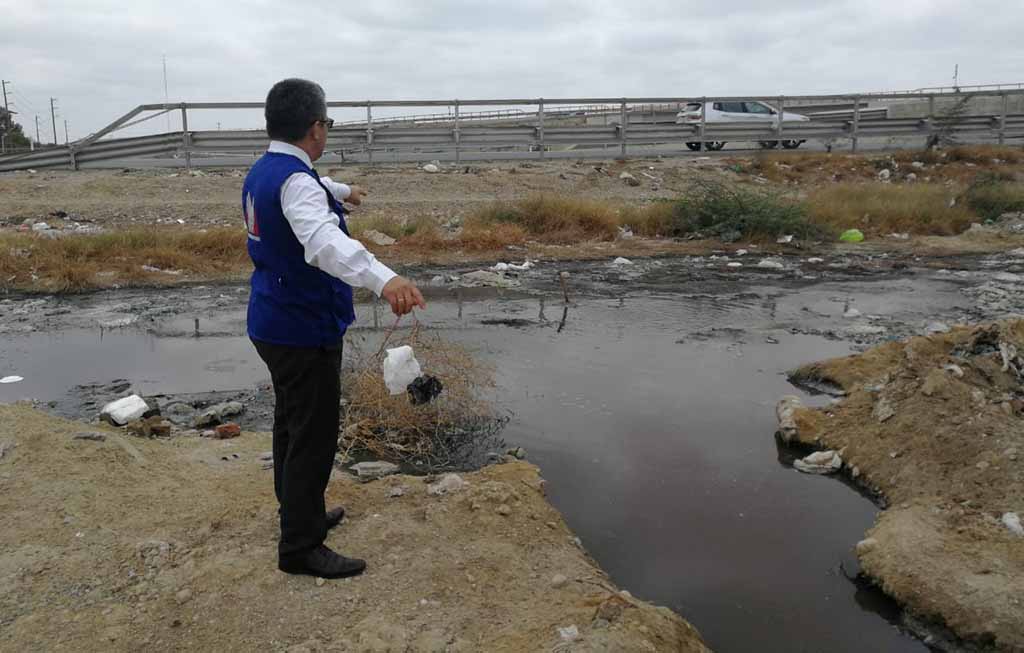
[705,141,725,151]
[685,142,702,151]
[759,141,780,149]
[781,140,801,149]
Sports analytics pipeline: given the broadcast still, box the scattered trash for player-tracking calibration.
[383,346,423,396]
[422,163,440,173]
[736,249,748,256]
[101,395,150,426]
[877,169,891,182]
[756,258,785,270]
[887,233,910,240]
[794,450,842,475]
[0,376,24,384]
[557,625,580,643]
[491,262,510,272]
[872,397,896,423]
[806,257,825,264]
[926,322,951,335]
[459,270,521,288]
[776,235,794,244]
[727,262,743,268]
[1003,513,1024,537]
[362,230,397,246]
[611,257,633,267]
[839,229,865,243]
[775,396,804,443]
[350,460,400,482]
[31,222,51,232]
[407,375,443,405]
[617,225,634,240]
[618,171,641,187]
[844,308,862,319]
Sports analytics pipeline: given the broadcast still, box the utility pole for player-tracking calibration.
[35,115,40,144]
[64,119,69,145]
[50,97,58,145]
[1,80,8,154]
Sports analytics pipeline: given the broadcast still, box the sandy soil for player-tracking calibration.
[782,320,1024,651]
[0,404,709,652]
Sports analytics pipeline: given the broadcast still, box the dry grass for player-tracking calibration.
[342,326,504,470]
[468,195,620,243]
[805,183,976,236]
[0,227,249,292]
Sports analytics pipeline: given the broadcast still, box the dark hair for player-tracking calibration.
[265,78,327,142]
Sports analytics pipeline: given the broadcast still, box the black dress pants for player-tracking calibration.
[252,338,343,560]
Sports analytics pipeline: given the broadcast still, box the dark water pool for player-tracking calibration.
[1,276,969,652]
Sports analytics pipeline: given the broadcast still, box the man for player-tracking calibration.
[244,78,425,579]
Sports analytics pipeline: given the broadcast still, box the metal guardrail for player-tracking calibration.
[2,90,1023,172]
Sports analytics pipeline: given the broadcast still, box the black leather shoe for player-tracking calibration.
[326,506,345,530]
[279,545,366,579]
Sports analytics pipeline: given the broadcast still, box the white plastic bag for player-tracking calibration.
[382,346,422,395]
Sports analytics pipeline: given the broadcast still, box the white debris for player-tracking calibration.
[877,169,891,181]
[0,376,23,384]
[362,230,397,246]
[350,461,400,481]
[422,163,440,173]
[101,395,150,426]
[426,473,468,496]
[736,249,748,256]
[776,235,794,244]
[757,258,785,270]
[557,625,580,642]
[844,308,862,319]
[806,257,825,264]
[944,364,965,378]
[911,161,926,169]
[727,262,743,268]
[459,270,521,288]
[611,257,633,267]
[490,262,510,272]
[794,450,843,475]
[926,322,951,334]
[888,233,910,240]
[776,396,804,443]
[617,225,634,240]
[508,260,534,271]
[382,346,422,395]
[1003,513,1024,537]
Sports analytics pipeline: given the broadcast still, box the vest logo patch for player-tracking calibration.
[244,192,260,241]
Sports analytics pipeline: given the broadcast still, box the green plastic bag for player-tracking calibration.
[839,229,865,243]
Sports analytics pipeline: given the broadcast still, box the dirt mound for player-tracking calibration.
[0,404,708,652]
[785,320,1024,650]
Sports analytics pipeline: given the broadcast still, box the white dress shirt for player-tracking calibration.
[268,140,396,296]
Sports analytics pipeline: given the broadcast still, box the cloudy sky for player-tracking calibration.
[2,0,1021,141]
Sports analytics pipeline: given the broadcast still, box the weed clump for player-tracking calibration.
[342,328,506,471]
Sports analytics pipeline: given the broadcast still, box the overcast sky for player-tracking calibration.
[2,0,1022,141]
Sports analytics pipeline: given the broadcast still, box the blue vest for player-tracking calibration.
[243,152,355,347]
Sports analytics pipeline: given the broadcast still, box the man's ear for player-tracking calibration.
[305,124,318,142]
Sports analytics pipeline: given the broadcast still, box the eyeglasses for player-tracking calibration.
[313,118,334,129]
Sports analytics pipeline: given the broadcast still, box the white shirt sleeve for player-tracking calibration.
[279,173,396,296]
[319,176,351,202]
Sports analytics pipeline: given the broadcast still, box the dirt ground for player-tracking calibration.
[0,404,709,652]
[0,159,701,230]
[782,320,1024,651]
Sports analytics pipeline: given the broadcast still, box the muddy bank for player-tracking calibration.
[780,320,1024,651]
[0,404,708,652]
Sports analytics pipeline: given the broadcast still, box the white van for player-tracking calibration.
[676,101,810,151]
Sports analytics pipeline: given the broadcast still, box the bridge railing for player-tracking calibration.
[2,89,1023,172]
